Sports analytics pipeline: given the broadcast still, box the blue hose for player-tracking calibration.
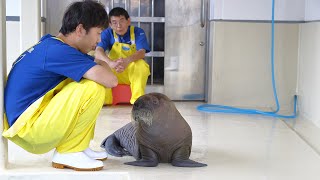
[197,0,297,119]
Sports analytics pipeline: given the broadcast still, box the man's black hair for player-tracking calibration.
[60,0,108,35]
[109,7,130,20]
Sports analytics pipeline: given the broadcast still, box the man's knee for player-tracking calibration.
[134,60,150,76]
[79,79,105,96]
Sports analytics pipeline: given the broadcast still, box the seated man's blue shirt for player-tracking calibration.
[97,26,151,53]
[5,34,97,127]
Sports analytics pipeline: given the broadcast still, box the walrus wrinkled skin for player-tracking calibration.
[101,93,207,167]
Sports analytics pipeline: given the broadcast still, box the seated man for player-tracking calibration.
[95,7,150,105]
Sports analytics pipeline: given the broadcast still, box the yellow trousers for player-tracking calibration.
[2,79,105,154]
[104,59,150,105]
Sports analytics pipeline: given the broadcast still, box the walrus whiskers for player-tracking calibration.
[132,109,153,126]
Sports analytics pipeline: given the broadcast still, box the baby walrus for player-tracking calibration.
[101,92,207,167]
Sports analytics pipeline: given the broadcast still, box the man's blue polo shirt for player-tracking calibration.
[5,34,97,126]
[97,26,151,53]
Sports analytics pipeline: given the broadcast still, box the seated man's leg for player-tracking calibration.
[103,59,149,105]
[127,59,150,104]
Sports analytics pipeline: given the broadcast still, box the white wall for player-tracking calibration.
[6,0,20,16]
[20,0,41,53]
[6,0,46,17]
[209,22,299,111]
[298,22,320,128]
[305,0,320,21]
[6,0,20,73]
[6,22,20,74]
[210,0,305,21]
[6,0,44,73]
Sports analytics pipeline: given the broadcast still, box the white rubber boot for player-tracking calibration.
[52,150,104,171]
[83,148,108,161]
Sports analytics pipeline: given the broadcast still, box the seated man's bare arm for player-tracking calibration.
[83,59,118,88]
[125,49,146,63]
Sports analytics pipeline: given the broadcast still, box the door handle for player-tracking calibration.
[200,0,205,28]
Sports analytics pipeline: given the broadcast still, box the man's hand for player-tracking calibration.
[95,46,123,72]
[114,58,131,73]
[108,60,122,70]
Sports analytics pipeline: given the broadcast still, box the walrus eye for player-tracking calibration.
[152,99,159,105]
[134,101,142,108]
[151,97,159,105]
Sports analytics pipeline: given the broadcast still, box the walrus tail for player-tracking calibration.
[100,134,130,157]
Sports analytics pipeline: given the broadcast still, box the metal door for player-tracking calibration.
[164,0,208,101]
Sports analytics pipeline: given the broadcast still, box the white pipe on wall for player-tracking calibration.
[20,0,41,52]
[0,0,8,170]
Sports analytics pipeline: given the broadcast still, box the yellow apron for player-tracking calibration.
[2,79,105,154]
[104,26,150,105]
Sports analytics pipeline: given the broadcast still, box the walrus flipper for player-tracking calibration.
[172,159,207,167]
[171,146,207,167]
[100,134,130,157]
[124,144,159,167]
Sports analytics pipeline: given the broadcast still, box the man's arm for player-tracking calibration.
[83,59,118,88]
[124,49,146,63]
[95,46,120,69]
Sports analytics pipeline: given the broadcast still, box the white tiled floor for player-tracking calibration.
[2,102,320,180]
